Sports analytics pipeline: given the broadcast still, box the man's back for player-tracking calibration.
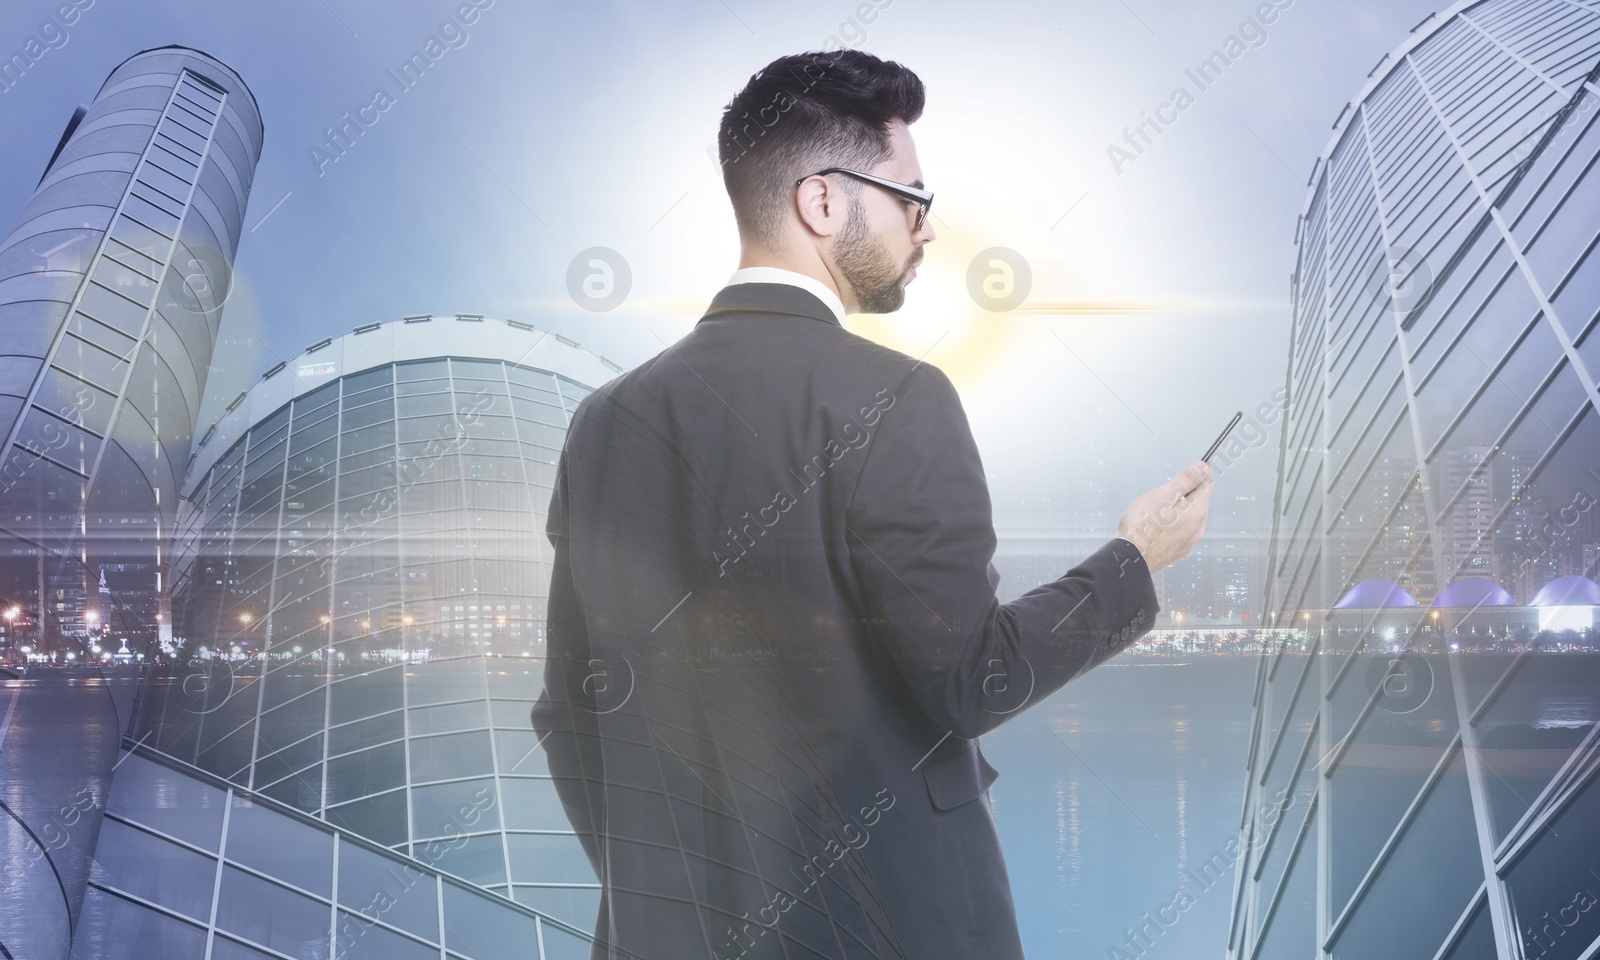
[532,281,1159,959]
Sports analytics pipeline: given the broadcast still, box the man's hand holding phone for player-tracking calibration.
[1116,412,1236,571]
[1117,460,1214,573]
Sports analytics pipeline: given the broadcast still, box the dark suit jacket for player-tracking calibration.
[531,282,1159,959]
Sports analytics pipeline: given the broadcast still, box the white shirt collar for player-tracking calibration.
[726,266,847,325]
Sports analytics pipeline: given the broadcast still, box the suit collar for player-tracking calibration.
[699,282,842,328]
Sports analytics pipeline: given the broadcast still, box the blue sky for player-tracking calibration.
[0,0,1447,528]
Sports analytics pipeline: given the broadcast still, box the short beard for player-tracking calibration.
[834,195,919,314]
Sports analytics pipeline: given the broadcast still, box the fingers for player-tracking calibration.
[1174,460,1213,495]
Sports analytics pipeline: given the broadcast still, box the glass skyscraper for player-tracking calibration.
[0,46,262,960]
[1235,1,1600,958]
[0,46,262,659]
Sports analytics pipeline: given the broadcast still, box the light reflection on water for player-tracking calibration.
[984,652,1600,957]
[1536,697,1595,729]
[984,659,1256,958]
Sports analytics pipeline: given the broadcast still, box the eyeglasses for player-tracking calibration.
[795,167,933,233]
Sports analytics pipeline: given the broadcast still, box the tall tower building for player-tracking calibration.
[1444,444,1498,581]
[0,46,262,657]
[1236,2,1600,959]
[0,46,261,960]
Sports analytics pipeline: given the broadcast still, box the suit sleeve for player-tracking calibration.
[530,446,607,880]
[843,363,1160,740]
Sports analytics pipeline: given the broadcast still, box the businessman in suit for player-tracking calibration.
[531,49,1214,959]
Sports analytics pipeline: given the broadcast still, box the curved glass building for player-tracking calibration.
[0,46,263,657]
[132,314,619,928]
[1236,1,1600,958]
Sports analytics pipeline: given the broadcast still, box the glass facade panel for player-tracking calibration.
[329,667,404,726]
[333,910,439,960]
[410,730,495,784]
[506,834,593,885]
[214,865,331,958]
[427,833,507,887]
[539,921,598,960]
[226,794,334,897]
[71,887,208,960]
[208,936,286,960]
[1326,664,1459,920]
[88,818,216,922]
[499,779,569,831]
[1503,771,1600,960]
[409,659,489,706]
[411,779,501,838]
[511,889,602,938]
[113,733,221,826]
[1473,649,1600,843]
[328,710,405,755]
[1329,747,1481,959]
[1441,897,1499,960]
[259,767,323,811]
[1255,812,1317,960]
[336,838,441,941]
[442,880,542,960]
[326,742,407,806]
[324,790,409,849]
[410,699,488,736]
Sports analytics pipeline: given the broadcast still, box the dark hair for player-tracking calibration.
[718,50,925,245]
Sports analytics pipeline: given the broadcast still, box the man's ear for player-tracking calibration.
[795,176,843,239]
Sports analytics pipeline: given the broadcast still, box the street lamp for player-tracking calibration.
[239,612,253,626]
[319,615,335,671]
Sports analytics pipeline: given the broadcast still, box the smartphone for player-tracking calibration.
[1201,411,1243,464]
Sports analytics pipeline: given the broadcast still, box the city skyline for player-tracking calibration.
[0,2,1595,958]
